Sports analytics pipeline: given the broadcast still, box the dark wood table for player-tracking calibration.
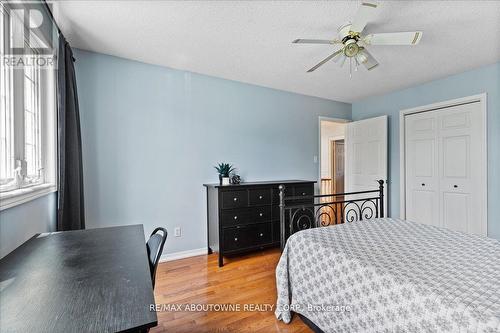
[0,225,158,333]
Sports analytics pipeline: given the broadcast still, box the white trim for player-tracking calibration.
[329,135,345,142]
[0,183,56,210]
[399,93,488,232]
[159,247,207,262]
[318,116,350,192]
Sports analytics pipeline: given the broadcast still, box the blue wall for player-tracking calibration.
[352,62,500,239]
[73,49,351,254]
[0,193,56,258]
[2,55,495,259]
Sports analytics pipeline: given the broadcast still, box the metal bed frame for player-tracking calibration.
[279,180,385,250]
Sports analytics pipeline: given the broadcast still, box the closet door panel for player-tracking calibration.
[442,135,469,178]
[438,102,484,235]
[442,192,468,233]
[409,190,437,226]
[405,112,439,226]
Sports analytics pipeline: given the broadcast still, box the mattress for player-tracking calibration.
[275,218,500,332]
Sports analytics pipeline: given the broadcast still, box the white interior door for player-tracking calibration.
[345,115,388,216]
[438,102,485,235]
[404,101,486,235]
[405,112,440,227]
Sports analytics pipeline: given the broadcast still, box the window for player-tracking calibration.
[23,47,43,183]
[0,4,57,209]
[0,4,14,188]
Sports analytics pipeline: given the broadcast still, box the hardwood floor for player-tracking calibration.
[151,248,310,333]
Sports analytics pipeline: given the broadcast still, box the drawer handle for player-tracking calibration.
[259,195,263,199]
[454,185,458,188]
[233,197,238,202]
[259,213,263,217]
[234,216,238,220]
[259,233,263,237]
[234,237,238,241]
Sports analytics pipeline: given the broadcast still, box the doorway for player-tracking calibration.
[320,119,346,195]
[319,115,388,222]
[319,119,346,224]
[330,139,345,195]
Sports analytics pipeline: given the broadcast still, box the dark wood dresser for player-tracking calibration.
[203,180,316,266]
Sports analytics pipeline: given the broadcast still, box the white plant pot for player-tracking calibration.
[222,177,230,185]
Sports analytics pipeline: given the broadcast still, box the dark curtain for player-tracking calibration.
[57,34,85,231]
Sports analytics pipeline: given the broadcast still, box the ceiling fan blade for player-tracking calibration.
[364,31,423,45]
[356,49,379,71]
[293,39,340,45]
[307,49,343,72]
[350,1,379,33]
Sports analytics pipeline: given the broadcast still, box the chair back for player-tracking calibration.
[146,227,168,288]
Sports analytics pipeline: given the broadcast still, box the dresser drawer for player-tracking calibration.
[221,209,249,227]
[251,223,273,247]
[223,224,272,251]
[221,190,248,209]
[249,206,272,223]
[221,207,272,227]
[249,188,272,206]
[294,185,314,197]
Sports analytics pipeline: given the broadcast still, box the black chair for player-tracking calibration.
[146,227,168,288]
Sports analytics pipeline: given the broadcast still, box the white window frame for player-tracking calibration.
[0,4,57,210]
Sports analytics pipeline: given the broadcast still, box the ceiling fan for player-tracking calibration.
[293,0,422,76]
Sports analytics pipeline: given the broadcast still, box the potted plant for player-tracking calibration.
[214,163,235,186]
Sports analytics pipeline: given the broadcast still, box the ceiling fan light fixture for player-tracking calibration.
[292,1,422,74]
[344,41,360,57]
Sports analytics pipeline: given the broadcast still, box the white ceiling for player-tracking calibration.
[53,1,500,103]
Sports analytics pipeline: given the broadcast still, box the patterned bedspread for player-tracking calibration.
[275,218,500,333]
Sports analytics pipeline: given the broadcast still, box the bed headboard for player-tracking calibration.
[279,180,384,250]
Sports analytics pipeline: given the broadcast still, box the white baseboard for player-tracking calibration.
[159,247,208,262]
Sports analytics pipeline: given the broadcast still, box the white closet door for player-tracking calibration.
[345,115,387,216]
[438,102,485,235]
[405,112,440,227]
[404,101,486,235]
